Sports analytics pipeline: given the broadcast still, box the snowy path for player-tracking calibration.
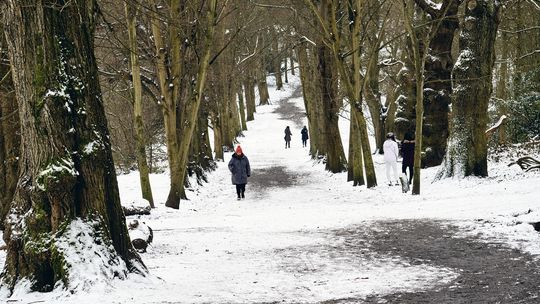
[111,75,540,303]
[3,74,540,303]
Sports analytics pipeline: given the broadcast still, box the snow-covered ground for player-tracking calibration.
[2,70,540,303]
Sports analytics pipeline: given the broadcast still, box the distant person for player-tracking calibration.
[383,132,399,186]
[301,126,309,147]
[284,126,292,148]
[228,145,251,200]
[401,132,415,185]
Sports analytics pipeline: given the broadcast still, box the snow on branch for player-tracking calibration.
[485,115,507,137]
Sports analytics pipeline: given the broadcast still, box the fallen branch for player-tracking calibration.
[508,156,540,172]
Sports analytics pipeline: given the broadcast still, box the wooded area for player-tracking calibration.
[0,0,539,294]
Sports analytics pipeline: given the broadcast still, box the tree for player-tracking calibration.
[438,0,502,178]
[0,33,19,230]
[302,0,378,185]
[125,0,154,207]
[0,0,143,292]
[148,0,218,209]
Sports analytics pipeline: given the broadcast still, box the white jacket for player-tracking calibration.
[383,139,399,163]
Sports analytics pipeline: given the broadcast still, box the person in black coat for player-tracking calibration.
[401,132,415,184]
[301,126,309,147]
[228,145,251,200]
[284,126,292,148]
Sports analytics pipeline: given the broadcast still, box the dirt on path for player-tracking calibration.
[320,220,540,303]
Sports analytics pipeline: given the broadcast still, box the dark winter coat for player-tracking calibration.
[301,127,309,140]
[284,127,292,141]
[401,141,415,166]
[228,153,251,185]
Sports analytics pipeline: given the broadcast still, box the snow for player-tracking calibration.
[2,65,540,303]
[36,158,78,191]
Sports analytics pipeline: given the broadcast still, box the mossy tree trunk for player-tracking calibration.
[413,0,460,167]
[0,36,20,230]
[438,0,501,178]
[316,35,347,173]
[0,0,143,292]
[125,1,154,208]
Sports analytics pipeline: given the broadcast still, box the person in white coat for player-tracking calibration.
[383,132,400,186]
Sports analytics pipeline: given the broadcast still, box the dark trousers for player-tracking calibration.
[285,140,290,148]
[235,184,246,198]
[302,139,307,147]
[402,163,413,184]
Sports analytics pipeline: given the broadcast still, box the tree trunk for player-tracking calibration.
[125,1,154,208]
[272,29,283,90]
[244,74,256,121]
[211,110,224,161]
[166,0,218,209]
[1,0,143,292]
[316,13,347,173]
[296,45,319,157]
[284,53,288,84]
[418,0,459,167]
[363,0,384,155]
[257,57,270,105]
[348,113,365,186]
[495,31,508,145]
[438,0,501,178]
[237,86,247,131]
[148,0,185,204]
[0,40,20,230]
[290,56,295,76]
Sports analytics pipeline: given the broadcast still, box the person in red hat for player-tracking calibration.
[228,145,251,200]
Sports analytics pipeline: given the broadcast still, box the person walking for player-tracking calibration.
[228,145,251,200]
[383,132,399,186]
[401,132,415,185]
[301,126,309,147]
[284,126,292,148]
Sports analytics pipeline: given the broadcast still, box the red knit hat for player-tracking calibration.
[235,145,243,154]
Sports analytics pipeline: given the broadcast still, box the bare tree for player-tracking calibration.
[125,0,154,207]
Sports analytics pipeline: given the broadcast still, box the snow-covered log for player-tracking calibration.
[128,220,153,253]
[122,199,152,216]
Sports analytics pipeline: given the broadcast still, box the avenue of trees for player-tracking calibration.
[0,0,538,294]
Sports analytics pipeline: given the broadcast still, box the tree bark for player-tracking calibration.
[0,38,19,230]
[125,1,154,208]
[257,56,270,105]
[272,28,283,90]
[296,44,320,157]
[438,0,501,178]
[244,73,256,121]
[237,86,247,131]
[316,36,347,173]
[165,0,218,209]
[1,0,143,292]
